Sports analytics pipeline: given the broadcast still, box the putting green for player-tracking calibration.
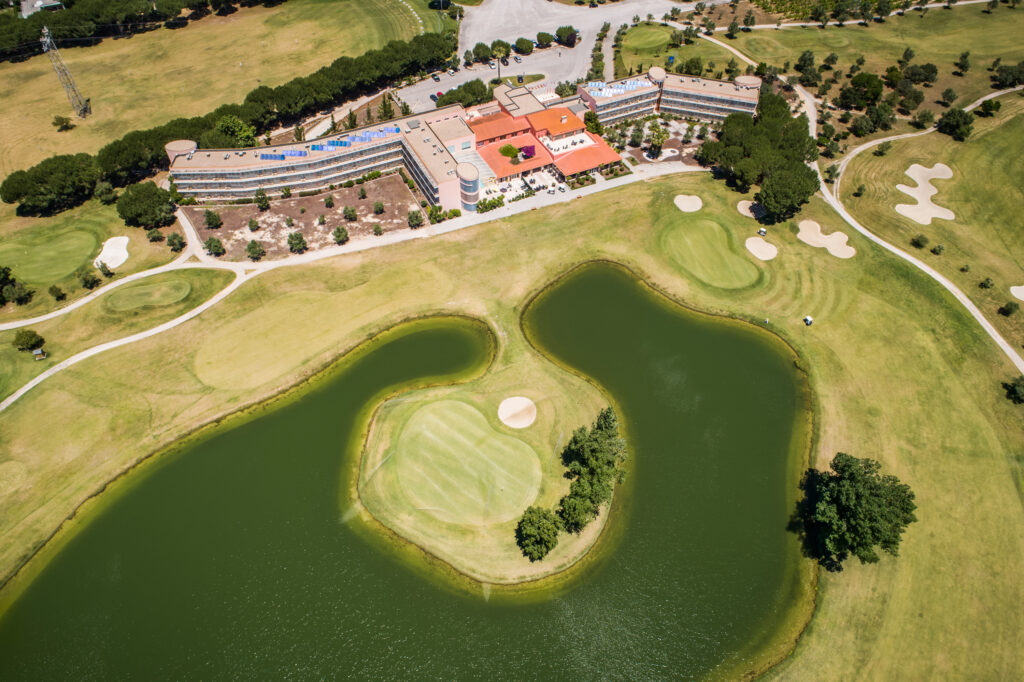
[104,278,193,312]
[661,218,760,289]
[388,400,541,526]
[0,230,97,283]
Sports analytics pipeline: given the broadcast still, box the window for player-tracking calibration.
[461,141,471,150]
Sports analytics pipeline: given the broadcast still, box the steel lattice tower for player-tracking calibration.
[40,26,91,118]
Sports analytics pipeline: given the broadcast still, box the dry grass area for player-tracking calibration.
[0,173,1021,677]
[0,0,423,178]
[183,174,420,260]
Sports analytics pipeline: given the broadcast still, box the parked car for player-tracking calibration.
[513,55,522,64]
[558,186,566,193]
[429,93,438,102]
[447,69,455,76]
[500,57,509,66]
[432,73,441,82]
[489,61,496,69]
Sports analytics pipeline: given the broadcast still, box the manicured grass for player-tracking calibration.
[0,268,233,401]
[615,24,738,79]
[660,216,762,289]
[0,0,424,178]
[841,94,1024,349]
[0,201,176,321]
[0,173,1022,676]
[731,5,1024,115]
[500,74,545,87]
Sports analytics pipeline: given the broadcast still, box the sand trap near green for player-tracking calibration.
[391,400,542,526]
[663,218,760,288]
[104,278,193,312]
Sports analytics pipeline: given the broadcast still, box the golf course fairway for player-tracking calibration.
[0,263,813,679]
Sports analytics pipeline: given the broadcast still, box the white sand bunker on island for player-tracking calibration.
[94,236,130,269]
[797,220,856,259]
[498,396,537,429]
[745,237,777,261]
[673,194,703,212]
[895,163,954,225]
[737,200,767,220]
[1011,286,1024,302]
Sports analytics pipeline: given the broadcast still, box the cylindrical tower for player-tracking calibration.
[165,139,198,164]
[456,162,480,212]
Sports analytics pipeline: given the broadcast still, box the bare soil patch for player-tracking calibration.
[184,174,421,261]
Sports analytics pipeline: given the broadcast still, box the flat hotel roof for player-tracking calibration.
[662,74,761,101]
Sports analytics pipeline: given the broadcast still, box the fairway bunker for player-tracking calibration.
[745,237,777,261]
[797,220,856,259]
[1011,286,1024,302]
[737,200,767,220]
[895,163,954,225]
[94,236,130,269]
[498,396,537,428]
[673,194,703,212]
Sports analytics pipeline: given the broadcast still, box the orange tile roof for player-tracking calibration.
[526,107,586,137]
[467,112,530,143]
[477,133,553,180]
[552,133,622,177]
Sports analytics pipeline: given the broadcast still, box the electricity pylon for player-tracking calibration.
[40,27,91,118]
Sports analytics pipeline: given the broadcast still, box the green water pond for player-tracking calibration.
[0,262,811,678]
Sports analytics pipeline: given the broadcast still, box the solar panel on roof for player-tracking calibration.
[311,144,326,151]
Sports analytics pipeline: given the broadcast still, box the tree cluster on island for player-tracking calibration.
[515,408,628,562]
[695,91,820,222]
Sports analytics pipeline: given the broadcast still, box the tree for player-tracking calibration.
[514,37,533,55]
[936,107,974,140]
[116,182,175,228]
[980,277,994,289]
[743,9,756,29]
[48,284,66,301]
[345,109,358,130]
[910,233,929,248]
[214,114,257,147]
[332,226,349,244]
[940,88,957,106]
[791,453,917,570]
[246,240,265,261]
[499,144,519,159]
[12,329,44,352]
[324,195,335,209]
[514,506,561,561]
[377,95,395,121]
[555,25,578,47]
[648,125,670,157]
[146,228,164,242]
[472,41,491,62]
[204,237,225,256]
[287,232,307,253]
[463,49,473,65]
[373,225,383,236]
[726,19,740,38]
[1,154,99,216]
[94,181,117,205]
[248,218,259,231]
[373,201,385,214]
[1,281,33,305]
[583,111,603,135]
[281,187,292,198]
[876,0,892,19]
[52,115,73,132]
[344,206,357,221]
[254,188,270,211]
[955,51,970,74]
[874,141,893,156]
[756,164,820,221]
[536,32,554,48]
[408,210,424,228]
[1005,376,1024,404]
[978,99,1002,117]
[436,79,492,108]
[912,109,935,129]
[204,209,223,229]
[167,233,186,252]
[837,72,884,109]
[78,268,101,290]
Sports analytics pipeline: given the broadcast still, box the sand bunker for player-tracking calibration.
[895,163,955,225]
[737,200,767,220]
[745,237,777,261]
[673,194,703,212]
[1010,286,1024,302]
[94,236,130,269]
[797,220,856,259]
[498,396,537,429]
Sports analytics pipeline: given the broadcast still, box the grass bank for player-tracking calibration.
[0,201,177,321]
[841,94,1024,348]
[615,23,737,79]
[0,268,233,401]
[0,173,1021,677]
[731,5,1024,114]
[0,0,425,179]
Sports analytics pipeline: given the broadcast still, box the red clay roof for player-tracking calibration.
[467,112,530,143]
[477,133,553,180]
[526,107,586,137]
[552,133,622,177]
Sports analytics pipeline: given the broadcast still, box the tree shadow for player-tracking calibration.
[786,468,845,572]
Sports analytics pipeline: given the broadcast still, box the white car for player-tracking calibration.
[489,61,497,69]
[513,56,522,64]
